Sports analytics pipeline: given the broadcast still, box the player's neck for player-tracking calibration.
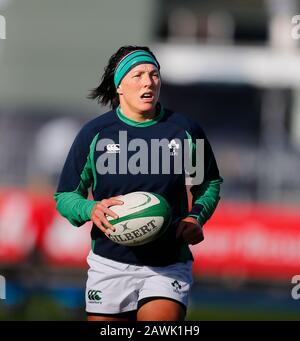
[119,104,156,122]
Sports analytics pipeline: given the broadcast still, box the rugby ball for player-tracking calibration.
[106,191,171,246]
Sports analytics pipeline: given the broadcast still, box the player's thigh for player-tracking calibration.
[137,298,185,321]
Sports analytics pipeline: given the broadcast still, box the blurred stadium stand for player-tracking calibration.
[1,0,300,320]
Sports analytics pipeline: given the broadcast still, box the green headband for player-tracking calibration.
[114,50,159,88]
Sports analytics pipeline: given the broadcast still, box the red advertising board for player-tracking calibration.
[0,190,38,263]
[191,201,300,280]
[1,189,300,279]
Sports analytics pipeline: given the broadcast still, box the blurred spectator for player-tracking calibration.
[30,118,80,187]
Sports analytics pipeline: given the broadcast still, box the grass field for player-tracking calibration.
[1,294,300,321]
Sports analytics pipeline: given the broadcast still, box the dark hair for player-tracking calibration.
[87,45,160,109]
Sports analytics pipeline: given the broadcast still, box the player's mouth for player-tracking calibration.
[140,91,155,103]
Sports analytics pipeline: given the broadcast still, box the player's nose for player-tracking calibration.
[142,73,153,87]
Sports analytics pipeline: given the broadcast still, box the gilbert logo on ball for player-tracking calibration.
[106,192,171,246]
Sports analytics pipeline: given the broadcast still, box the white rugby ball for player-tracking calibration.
[106,191,171,246]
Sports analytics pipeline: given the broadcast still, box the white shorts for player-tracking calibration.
[85,250,193,314]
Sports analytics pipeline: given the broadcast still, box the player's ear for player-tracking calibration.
[116,85,123,95]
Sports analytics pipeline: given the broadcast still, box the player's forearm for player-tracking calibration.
[188,178,223,226]
[54,191,97,227]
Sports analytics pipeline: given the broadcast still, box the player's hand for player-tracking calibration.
[91,196,124,236]
[176,216,204,245]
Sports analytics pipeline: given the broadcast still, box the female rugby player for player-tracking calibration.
[55,45,223,321]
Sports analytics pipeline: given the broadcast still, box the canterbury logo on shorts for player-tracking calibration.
[88,290,102,302]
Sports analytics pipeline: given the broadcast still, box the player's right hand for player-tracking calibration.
[91,196,124,236]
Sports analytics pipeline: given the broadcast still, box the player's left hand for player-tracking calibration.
[176,216,204,245]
